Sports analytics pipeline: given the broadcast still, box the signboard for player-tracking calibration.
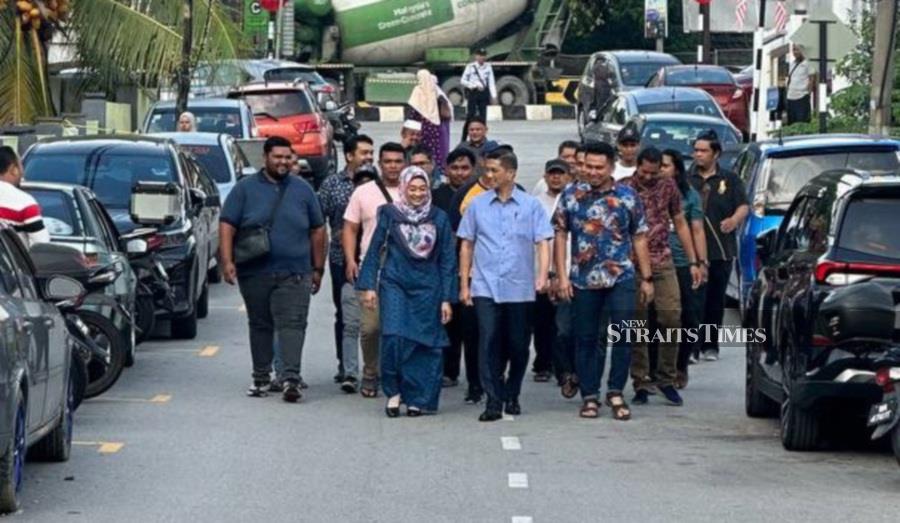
[338,0,455,49]
[244,0,268,33]
[645,0,668,39]
[789,12,858,71]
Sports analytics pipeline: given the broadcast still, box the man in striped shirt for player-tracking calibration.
[0,146,49,247]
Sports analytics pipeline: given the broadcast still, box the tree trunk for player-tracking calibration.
[176,0,193,117]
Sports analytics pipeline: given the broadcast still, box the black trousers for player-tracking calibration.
[474,299,532,410]
[462,90,490,141]
[676,265,704,371]
[532,293,556,374]
[329,261,345,374]
[444,302,481,393]
[701,259,733,355]
[787,95,811,125]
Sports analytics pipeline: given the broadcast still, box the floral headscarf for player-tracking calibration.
[392,166,436,259]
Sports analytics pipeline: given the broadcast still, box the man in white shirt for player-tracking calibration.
[461,48,497,123]
[613,123,640,181]
[0,146,49,248]
[786,44,816,125]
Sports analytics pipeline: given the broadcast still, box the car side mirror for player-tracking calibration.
[125,238,148,255]
[189,188,207,208]
[45,275,85,307]
[755,228,778,264]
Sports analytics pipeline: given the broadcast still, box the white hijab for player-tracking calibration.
[408,69,440,125]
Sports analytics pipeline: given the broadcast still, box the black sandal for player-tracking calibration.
[561,375,579,399]
[361,377,378,398]
[605,393,631,421]
[579,399,600,418]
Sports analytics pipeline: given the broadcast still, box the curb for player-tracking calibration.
[355,105,576,123]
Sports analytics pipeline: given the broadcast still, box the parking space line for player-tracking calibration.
[198,345,220,357]
[87,394,172,404]
[511,517,533,523]
[149,394,172,403]
[73,441,125,454]
[508,473,529,489]
[501,436,521,450]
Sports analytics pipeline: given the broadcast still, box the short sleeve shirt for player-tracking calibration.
[317,169,355,266]
[343,180,401,260]
[689,166,748,261]
[787,60,813,100]
[669,187,703,267]
[621,176,682,268]
[553,182,648,289]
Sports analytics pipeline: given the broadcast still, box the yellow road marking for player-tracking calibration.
[73,441,125,454]
[198,345,220,357]
[149,394,172,403]
[88,394,172,404]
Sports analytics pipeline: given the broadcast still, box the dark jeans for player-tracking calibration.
[573,279,635,400]
[676,265,704,371]
[329,261,346,375]
[787,95,811,124]
[444,303,481,392]
[554,302,576,380]
[701,259,733,355]
[238,273,313,384]
[532,293,556,374]
[474,299,533,410]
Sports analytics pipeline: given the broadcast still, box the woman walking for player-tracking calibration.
[407,69,453,168]
[357,166,458,417]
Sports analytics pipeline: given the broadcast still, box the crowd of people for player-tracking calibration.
[219,105,750,421]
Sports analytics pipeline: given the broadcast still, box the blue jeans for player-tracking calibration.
[573,279,635,400]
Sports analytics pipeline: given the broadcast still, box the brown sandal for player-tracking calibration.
[360,377,378,398]
[561,375,579,399]
[579,399,600,418]
[605,393,631,421]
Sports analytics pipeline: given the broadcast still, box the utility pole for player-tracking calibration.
[869,0,899,135]
[176,0,193,116]
[702,1,712,63]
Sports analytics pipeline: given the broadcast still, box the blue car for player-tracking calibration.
[730,134,900,310]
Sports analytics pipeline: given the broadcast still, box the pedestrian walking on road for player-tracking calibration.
[318,134,375,389]
[553,142,653,421]
[660,149,708,388]
[621,147,703,407]
[531,140,579,196]
[689,131,748,362]
[613,122,640,181]
[460,47,496,140]
[407,70,453,169]
[458,148,553,422]
[343,142,406,398]
[458,116,498,162]
[219,136,326,402]
[357,167,457,417]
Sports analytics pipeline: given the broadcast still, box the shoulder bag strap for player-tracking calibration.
[263,174,289,229]
[374,177,394,203]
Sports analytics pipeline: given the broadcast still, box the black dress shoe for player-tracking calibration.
[385,405,400,418]
[504,400,521,416]
[478,409,502,422]
[407,407,422,417]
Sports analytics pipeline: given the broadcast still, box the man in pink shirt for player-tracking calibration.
[342,142,406,397]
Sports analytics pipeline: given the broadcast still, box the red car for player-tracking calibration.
[647,65,749,139]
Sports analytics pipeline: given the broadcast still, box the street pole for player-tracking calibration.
[656,37,664,52]
[266,11,276,59]
[750,0,768,142]
[869,0,899,135]
[817,20,828,133]
[176,0,193,117]
[274,2,283,60]
[702,2,712,63]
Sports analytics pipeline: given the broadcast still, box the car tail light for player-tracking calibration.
[732,89,744,99]
[320,84,336,94]
[875,367,892,388]
[814,260,900,286]
[811,334,832,346]
[293,120,321,134]
[146,234,165,251]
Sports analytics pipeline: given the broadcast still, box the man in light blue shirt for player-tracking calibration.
[458,148,553,422]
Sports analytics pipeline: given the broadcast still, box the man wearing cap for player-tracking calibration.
[613,122,641,181]
[401,120,423,158]
[461,48,497,122]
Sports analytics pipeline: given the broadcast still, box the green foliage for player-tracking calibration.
[565,0,698,54]
[0,8,52,125]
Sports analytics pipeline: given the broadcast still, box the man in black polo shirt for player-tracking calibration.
[688,130,748,361]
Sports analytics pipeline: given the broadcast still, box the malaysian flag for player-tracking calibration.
[774,0,789,32]
[736,0,749,30]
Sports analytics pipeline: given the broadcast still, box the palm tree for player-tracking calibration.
[0,0,244,126]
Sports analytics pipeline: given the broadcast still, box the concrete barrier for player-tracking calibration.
[356,104,576,122]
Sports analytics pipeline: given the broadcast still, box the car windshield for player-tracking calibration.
[620,61,676,86]
[837,197,900,258]
[641,121,740,157]
[27,189,82,237]
[24,149,177,210]
[238,90,313,118]
[637,99,721,117]
[665,68,734,86]
[264,69,326,86]
[179,144,231,183]
[764,150,900,209]
[147,108,243,137]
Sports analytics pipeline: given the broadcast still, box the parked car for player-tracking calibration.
[227,81,336,189]
[141,98,259,139]
[585,113,742,171]
[149,131,246,206]
[733,64,754,100]
[21,182,139,367]
[744,169,900,450]
[22,136,220,339]
[0,225,84,513]
[583,87,733,144]
[646,65,750,138]
[187,59,340,103]
[576,50,681,135]
[731,135,900,309]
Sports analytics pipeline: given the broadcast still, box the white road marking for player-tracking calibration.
[508,473,529,489]
[503,414,515,421]
[501,436,521,450]
[511,517,533,523]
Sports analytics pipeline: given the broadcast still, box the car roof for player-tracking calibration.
[151,98,245,110]
[229,81,310,93]
[150,132,227,145]
[754,134,900,154]
[802,169,900,199]
[28,136,176,155]
[626,87,714,103]
[633,112,733,125]
[663,64,730,72]
[601,50,680,63]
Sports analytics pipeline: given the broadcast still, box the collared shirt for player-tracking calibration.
[457,188,554,303]
[461,62,498,98]
[669,187,704,267]
[621,176,683,268]
[553,181,648,290]
[689,165,748,261]
[787,59,813,100]
[317,168,354,266]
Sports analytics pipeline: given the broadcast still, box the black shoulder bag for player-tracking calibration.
[234,177,289,265]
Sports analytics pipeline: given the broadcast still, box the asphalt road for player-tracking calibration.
[17,122,900,522]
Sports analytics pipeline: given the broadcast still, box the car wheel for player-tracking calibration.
[208,266,222,284]
[780,367,821,451]
[83,311,127,399]
[745,342,778,418]
[0,392,26,514]
[197,282,209,320]
[891,425,900,467]
[171,306,198,340]
[30,367,73,462]
[124,315,136,368]
[135,295,156,345]
[71,352,87,411]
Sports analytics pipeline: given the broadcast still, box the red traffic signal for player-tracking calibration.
[260,0,282,13]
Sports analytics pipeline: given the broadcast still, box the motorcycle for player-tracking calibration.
[868,347,900,466]
[123,231,175,344]
[326,100,360,145]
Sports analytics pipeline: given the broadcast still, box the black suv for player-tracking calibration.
[23,136,220,339]
[744,170,900,450]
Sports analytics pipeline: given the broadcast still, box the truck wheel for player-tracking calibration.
[441,77,465,106]
[496,76,529,106]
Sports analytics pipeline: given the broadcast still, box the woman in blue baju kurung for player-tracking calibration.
[356,167,458,417]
